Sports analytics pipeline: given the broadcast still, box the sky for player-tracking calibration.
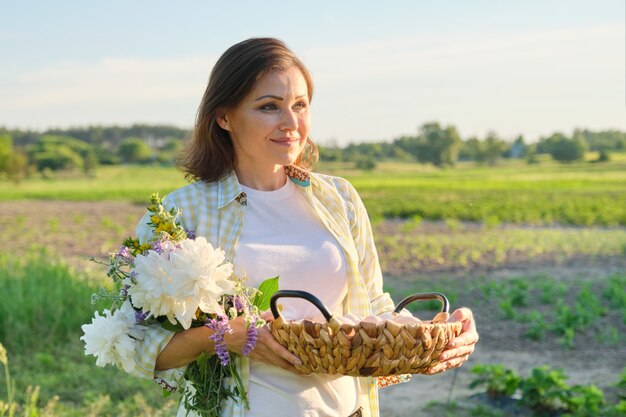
[1,0,624,145]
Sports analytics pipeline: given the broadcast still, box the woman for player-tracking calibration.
[131,38,478,417]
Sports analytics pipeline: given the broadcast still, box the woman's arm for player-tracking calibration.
[156,313,303,373]
[155,326,215,370]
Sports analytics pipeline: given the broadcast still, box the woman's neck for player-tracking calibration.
[234,164,287,191]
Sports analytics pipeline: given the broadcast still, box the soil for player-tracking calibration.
[1,200,624,416]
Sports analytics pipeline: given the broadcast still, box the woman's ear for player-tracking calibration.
[216,113,230,131]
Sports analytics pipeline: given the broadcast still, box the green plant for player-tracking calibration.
[604,400,626,417]
[507,278,529,307]
[523,311,547,341]
[0,250,108,352]
[536,277,567,304]
[498,299,516,320]
[575,284,605,327]
[0,343,59,417]
[603,275,626,325]
[562,384,605,417]
[520,366,570,415]
[552,303,579,348]
[0,343,15,417]
[469,364,521,401]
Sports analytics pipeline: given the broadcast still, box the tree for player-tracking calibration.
[354,155,377,170]
[478,132,509,166]
[118,138,153,164]
[579,128,626,151]
[27,135,98,173]
[540,133,587,162]
[459,137,481,161]
[416,122,462,167]
[6,149,28,183]
[0,134,13,173]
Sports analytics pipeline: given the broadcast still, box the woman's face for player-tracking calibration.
[222,66,311,175]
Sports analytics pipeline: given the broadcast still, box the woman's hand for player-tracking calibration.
[425,307,478,375]
[224,311,305,374]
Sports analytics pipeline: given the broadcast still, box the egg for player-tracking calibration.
[433,312,450,323]
[378,312,397,321]
[361,315,384,325]
[393,315,422,325]
[341,313,362,325]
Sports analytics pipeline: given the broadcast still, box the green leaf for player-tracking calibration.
[161,320,185,332]
[253,276,279,310]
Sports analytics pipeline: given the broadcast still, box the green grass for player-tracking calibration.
[2,158,626,225]
[350,160,626,225]
[0,165,188,202]
[0,250,175,415]
[376,222,626,273]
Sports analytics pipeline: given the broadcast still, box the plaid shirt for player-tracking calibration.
[131,165,397,417]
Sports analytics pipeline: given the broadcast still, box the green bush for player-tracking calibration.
[519,366,570,415]
[469,364,521,400]
[563,384,605,417]
[26,135,98,174]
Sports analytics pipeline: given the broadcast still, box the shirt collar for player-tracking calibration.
[217,165,311,208]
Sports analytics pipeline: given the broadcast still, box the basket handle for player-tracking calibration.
[393,292,450,314]
[270,290,333,321]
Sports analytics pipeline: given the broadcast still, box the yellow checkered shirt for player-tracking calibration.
[130,166,398,417]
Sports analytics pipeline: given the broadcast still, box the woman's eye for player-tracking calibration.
[259,103,278,111]
[294,101,308,110]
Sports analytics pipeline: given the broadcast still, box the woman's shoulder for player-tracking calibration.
[163,180,214,205]
[310,172,359,200]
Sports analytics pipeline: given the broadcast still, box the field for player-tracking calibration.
[0,159,625,416]
[3,157,626,225]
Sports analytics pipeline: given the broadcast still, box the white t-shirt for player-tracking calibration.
[235,179,359,417]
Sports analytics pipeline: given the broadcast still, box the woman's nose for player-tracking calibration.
[280,110,298,132]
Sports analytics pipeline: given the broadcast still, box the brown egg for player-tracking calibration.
[432,312,450,323]
[361,315,384,325]
[378,312,397,321]
[393,315,422,325]
[341,313,362,325]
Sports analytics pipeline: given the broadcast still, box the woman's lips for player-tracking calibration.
[271,137,300,146]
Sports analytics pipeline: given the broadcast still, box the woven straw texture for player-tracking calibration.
[270,314,463,377]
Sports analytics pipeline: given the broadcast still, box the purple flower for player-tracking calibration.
[151,239,164,254]
[134,309,150,323]
[242,317,258,356]
[115,246,133,263]
[234,296,244,313]
[185,229,196,240]
[205,315,232,365]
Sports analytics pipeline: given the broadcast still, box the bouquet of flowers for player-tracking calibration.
[81,193,278,417]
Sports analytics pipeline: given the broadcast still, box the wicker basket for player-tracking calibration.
[268,290,463,377]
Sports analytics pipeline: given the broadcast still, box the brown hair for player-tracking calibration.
[179,37,318,183]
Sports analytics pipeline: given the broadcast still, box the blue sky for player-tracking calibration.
[1,1,624,145]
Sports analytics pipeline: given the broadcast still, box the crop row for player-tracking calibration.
[477,274,626,348]
[468,363,626,417]
[376,221,626,274]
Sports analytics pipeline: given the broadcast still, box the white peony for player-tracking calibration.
[81,300,143,372]
[127,237,235,329]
